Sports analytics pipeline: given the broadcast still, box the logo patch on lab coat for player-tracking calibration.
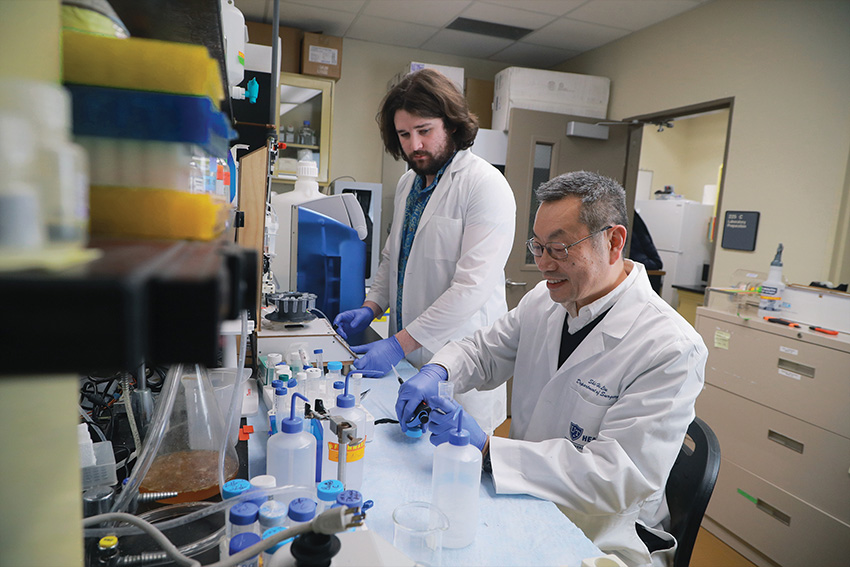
[570,422,583,441]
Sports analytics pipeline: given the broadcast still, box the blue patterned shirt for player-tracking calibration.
[396,154,456,331]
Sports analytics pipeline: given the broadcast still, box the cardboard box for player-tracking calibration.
[492,67,610,131]
[465,78,494,129]
[301,32,342,80]
[244,21,302,73]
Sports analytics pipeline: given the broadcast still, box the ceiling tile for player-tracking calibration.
[480,0,585,17]
[346,15,439,48]
[525,17,631,52]
[420,28,513,59]
[568,0,700,31]
[489,41,579,69]
[273,2,358,35]
[282,0,366,14]
[459,2,554,30]
[363,0,472,27]
[234,0,269,21]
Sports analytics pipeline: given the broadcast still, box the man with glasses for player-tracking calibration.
[397,171,707,567]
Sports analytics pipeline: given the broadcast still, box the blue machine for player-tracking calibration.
[296,208,366,320]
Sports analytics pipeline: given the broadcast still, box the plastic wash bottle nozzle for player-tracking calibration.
[759,243,785,315]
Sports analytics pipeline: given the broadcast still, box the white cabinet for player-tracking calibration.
[694,307,850,567]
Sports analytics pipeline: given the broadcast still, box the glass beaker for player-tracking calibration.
[140,364,239,503]
[392,501,449,567]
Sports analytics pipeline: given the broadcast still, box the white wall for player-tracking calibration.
[557,0,850,286]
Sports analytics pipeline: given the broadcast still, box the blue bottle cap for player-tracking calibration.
[333,381,344,390]
[288,379,298,388]
[271,379,283,389]
[317,479,344,502]
[404,427,423,438]
[222,478,252,499]
[229,502,259,526]
[336,490,363,508]
[229,532,261,556]
[328,361,342,371]
[336,393,354,408]
[275,387,286,396]
[259,500,288,528]
[288,497,317,523]
[314,348,323,354]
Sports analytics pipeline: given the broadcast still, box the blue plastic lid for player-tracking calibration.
[279,416,302,433]
[336,490,363,509]
[262,526,290,554]
[259,501,288,527]
[404,427,423,438]
[288,498,317,523]
[333,381,344,390]
[336,393,354,408]
[229,502,259,526]
[314,348,323,354]
[328,361,342,371]
[271,380,283,389]
[450,410,471,446]
[229,532,261,556]
[275,387,286,396]
[317,479,344,502]
[287,379,298,388]
[222,478,252,499]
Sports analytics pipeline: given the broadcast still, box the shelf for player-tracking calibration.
[281,143,320,150]
[0,239,257,376]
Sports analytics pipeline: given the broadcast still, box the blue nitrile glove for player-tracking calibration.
[333,306,375,340]
[395,364,447,434]
[426,394,487,451]
[351,335,405,378]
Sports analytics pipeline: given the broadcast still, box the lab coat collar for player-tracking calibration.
[414,149,474,232]
[563,260,639,335]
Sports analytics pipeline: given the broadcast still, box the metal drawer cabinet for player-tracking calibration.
[707,459,850,567]
[697,384,850,524]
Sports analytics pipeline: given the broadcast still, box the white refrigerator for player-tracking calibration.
[634,199,714,306]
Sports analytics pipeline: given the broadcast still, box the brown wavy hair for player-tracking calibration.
[377,68,479,160]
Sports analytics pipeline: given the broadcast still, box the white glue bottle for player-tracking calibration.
[322,374,366,490]
[759,243,785,317]
[266,392,316,493]
[431,409,482,549]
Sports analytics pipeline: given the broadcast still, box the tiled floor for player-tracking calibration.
[493,419,757,567]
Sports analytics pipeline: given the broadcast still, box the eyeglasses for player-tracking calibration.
[526,226,612,260]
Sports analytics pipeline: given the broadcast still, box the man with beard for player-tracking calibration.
[333,69,515,435]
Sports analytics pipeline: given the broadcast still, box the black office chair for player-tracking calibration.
[666,416,721,567]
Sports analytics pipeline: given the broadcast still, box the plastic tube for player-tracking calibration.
[219,309,249,495]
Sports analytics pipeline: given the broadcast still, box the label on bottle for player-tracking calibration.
[327,440,365,462]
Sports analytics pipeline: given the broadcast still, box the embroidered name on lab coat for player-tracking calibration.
[575,378,619,401]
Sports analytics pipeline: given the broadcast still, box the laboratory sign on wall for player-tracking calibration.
[721,211,760,251]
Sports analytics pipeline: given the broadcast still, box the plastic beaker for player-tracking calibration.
[139,364,239,503]
[392,501,449,567]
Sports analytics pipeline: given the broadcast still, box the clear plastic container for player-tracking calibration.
[266,393,316,491]
[228,502,259,537]
[228,532,261,567]
[322,376,367,490]
[298,120,316,146]
[431,410,482,548]
[258,500,289,531]
[316,479,344,514]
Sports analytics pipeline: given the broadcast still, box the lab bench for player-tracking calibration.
[247,359,603,566]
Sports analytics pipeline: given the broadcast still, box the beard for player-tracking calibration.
[404,138,456,178]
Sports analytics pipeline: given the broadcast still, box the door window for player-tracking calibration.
[526,143,554,265]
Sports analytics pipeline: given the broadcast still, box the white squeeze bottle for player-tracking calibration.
[270,158,323,290]
[266,392,316,493]
[323,374,366,490]
[431,409,482,549]
[758,243,785,316]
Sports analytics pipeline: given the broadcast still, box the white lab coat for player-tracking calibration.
[430,262,707,567]
[366,149,515,434]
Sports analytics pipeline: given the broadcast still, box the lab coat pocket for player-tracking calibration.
[422,216,462,261]
[564,384,612,450]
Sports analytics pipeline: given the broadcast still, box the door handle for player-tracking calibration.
[505,279,527,287]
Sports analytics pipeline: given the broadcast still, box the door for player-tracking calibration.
[503,108,642,309]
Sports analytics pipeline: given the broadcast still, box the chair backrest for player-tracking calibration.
[666,416,721,567]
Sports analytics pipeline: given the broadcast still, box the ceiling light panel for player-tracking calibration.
[461,2,554,30]
[447,17,533,40]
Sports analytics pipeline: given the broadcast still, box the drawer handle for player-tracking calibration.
[767,429,805,454]
[777,357,815,378]
[755,498,792,527]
